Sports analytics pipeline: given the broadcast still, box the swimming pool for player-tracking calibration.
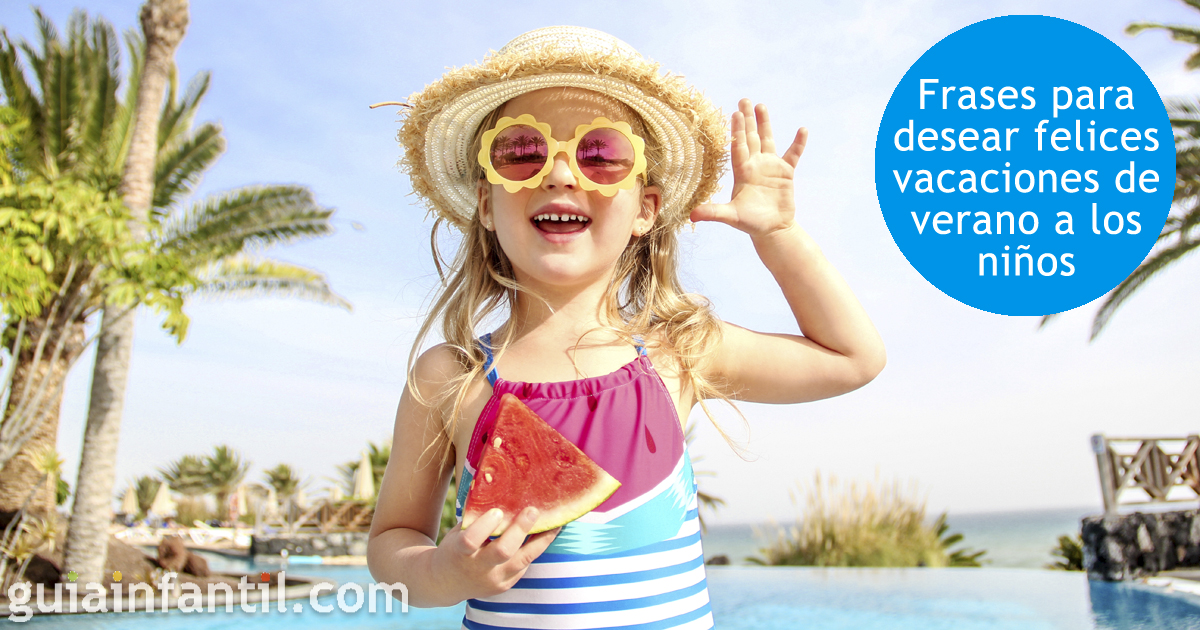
[14,560,1200,629]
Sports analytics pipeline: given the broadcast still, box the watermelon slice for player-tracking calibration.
[461,393,620,536]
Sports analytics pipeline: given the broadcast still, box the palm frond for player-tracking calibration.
[193,256,350,310]
[157,69,210,150]
[104,30,143,172]
[77,18,120,179]
[1090,234,1200,339]
[160,185,335,262]
[0,33,42,171]
[152,122,224,211]
[1129,22,1200,68]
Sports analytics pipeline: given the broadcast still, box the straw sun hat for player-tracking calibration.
[392,26,728,231]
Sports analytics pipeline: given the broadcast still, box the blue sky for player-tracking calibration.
[3,0,1199,525]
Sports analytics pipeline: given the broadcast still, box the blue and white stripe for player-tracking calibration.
[460,478,713,629]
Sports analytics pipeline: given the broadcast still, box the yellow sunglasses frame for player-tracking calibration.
[478,114,648,197]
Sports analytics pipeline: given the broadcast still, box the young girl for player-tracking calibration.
[368,26,885,629]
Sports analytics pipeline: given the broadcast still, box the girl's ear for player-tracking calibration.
[634,185,661,237]
[476,182,494,231]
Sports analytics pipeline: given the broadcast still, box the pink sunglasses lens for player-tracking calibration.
[489,125,549,181]
[576,128,635,185]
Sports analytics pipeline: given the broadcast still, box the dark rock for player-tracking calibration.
[1083,509,1200,581]
[706,554,730,565]
[250,532,371,557]
[183,549,210,577]
[157,536,189,573]
[156,534,212,577]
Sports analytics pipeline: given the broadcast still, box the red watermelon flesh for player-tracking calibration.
[461,393,620,536]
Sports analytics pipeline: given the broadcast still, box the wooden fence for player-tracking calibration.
[1092,434,1200,515]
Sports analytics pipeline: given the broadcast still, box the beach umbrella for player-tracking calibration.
[148,484,176,517]
[121,487,138,515]
[353,451,375,500]
[329,486,344,503]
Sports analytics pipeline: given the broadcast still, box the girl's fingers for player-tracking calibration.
[756,103,776,155]
[484,507,539,564]
[739,99,760,154]
[782,127,809,168]
[459,508,505,552]
[730,111,750,168]
[690,202,739,227]
[515,527,560,565]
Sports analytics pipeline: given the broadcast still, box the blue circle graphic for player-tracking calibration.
[875,16,1173,316]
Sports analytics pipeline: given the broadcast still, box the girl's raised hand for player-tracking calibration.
[689,99,808,239]
[431,507,560,600]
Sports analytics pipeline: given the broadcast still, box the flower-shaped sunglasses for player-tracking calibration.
[478,114,647,196]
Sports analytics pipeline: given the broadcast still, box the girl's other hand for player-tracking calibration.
[432,507,560,600]
[689,99,808,239]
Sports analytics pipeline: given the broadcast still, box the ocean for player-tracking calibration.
[700,506,1099,568]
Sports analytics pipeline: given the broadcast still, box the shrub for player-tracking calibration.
[1046,534,1084,571]
[751,472,985,567]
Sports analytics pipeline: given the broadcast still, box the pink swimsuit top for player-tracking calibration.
[454,333,714,630]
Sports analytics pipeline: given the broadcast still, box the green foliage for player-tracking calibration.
[0,7,346,347]
[159,454,208,497]
[263,463,304,500]
[174,496,213,525]
[750,473,986,568]
[931,512,987,567]
[55,476,69,506]
[133,475,160,517]
[338,441,391,496]
[438,476,458,544]
[204,444,250,497]
[1046,533,1084,571]
[1041,4,1200,338]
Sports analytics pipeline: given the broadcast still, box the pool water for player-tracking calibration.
[16,556,1200,629]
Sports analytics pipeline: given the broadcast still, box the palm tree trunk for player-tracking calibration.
[63,0,189,586]
[0,320,85,516]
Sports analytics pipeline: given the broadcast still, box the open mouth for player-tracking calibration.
[531,212,591,234]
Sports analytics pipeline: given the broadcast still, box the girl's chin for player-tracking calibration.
[514,261,615,290]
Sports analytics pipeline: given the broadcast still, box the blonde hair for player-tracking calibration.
[406,96,743,472]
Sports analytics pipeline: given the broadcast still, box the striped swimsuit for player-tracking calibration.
[455,334,714,630]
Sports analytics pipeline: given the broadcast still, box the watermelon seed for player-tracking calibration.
[485,473,493,483]
[493,437,502,448]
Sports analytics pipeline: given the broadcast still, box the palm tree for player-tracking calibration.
[513,134,531,157]
[529,135,546,156]
[204,444,249,521]
[65,0,189,583]
[0,5,347,584]
[132,475,160,517]
[0,14,135,518]
[263,463,304,504]
[337,440,391,497]
[159,454,207,497]
[1041,4,1200,339]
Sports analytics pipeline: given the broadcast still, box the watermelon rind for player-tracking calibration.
[525,469,620,536]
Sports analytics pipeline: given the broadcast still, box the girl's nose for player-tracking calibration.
[541,153,578,191]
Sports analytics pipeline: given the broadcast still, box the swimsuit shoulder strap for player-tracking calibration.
[479,333,499,386]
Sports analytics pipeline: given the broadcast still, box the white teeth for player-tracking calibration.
[532,213,589,223]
